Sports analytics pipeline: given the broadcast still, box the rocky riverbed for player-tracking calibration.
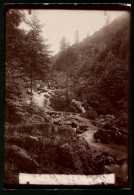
[4,85,129,187]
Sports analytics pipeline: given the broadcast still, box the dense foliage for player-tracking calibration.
[5,9,51,124]
[52,12,130,121]
[5,9,50,80]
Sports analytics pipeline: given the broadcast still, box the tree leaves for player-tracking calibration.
[52,12,130,115]
[5,9,50,80]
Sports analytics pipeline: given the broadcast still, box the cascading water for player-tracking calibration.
[31,86,128,184]
[32,87,54,109]
[33,92,44,107]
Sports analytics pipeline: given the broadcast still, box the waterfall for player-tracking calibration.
[32,89,53,109]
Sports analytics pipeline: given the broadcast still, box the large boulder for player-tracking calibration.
[97,114,116,127]
[94,114,127,144]
[57,125,75,139]
[24,135,39,150]
[57,143,76,168]
[80,109,98,120]
[114,133,128,145]
[5,135,39,151]
[71,120,79,128]
[94,113,128,145]
[79,124,88,131]
[94,129,108,143]
[56,136,92,174]
[5,145,39,172]
[5,100,23,124]
[71,99,86,113]
[37,123,52,137]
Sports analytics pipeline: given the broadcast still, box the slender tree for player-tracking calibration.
[59,36,68,51]
[5,9,51,102]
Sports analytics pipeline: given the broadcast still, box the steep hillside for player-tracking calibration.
[52,12,130,125]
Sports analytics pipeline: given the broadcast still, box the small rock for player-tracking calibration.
[76,128,83,134]
[53,118,61,123]
[53,121,62,126]
[27,89,31,94]
[71,120,79,128]
[106,114,115,120]
[44,94,50,98]
[103,123,111,130]
[104,155,115,165]
[79,125,87,131]
[25,99,30,105]
[64,121,72,125]
[36,84,40,88]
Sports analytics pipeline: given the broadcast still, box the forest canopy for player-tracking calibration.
[5,9,51,80]
[52,12,130,117]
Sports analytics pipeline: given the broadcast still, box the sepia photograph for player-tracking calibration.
[4,4,131,189]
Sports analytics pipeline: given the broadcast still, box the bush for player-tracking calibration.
[80,109,98,120]
[50,89,73,111]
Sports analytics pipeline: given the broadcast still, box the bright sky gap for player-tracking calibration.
[20,10,125,55]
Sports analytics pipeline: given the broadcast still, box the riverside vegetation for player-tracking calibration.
[4,10,130,187]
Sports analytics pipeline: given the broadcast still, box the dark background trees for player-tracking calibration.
[5,10,130,126]
[5,9,51,124]
[59,36,68,51]
[5,9,50,80]
[52,12,130,119]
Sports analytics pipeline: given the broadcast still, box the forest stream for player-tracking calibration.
[32,86,128,185]
[5,9,130,188]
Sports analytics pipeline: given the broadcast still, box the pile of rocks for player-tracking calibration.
[94,115,128,145]
[4,121,106,184]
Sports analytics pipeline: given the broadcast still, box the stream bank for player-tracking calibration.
[4,84,129,187]
[32,85,129,185]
